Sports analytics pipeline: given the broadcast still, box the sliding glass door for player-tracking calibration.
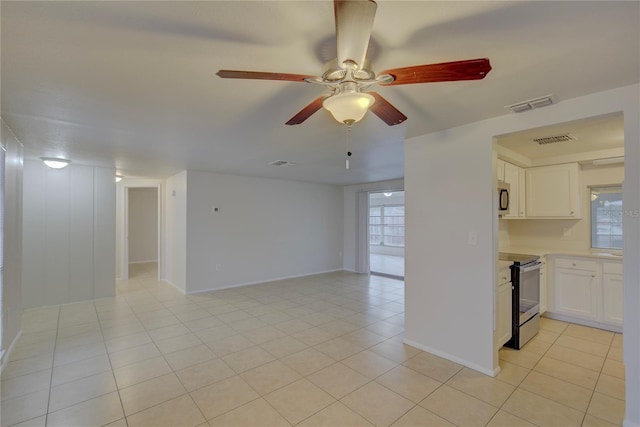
[369,191,405,278]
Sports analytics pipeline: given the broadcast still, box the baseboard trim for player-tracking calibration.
[403,338,497,377]
[161,279,186,295]
[186,269,347,295]
[0,330,23,375]
[544,312,622,333]
[128,260,158,265]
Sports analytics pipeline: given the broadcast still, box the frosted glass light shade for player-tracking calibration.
[115,175,124,183]
[323,92,375,124]
[41,157,71,169]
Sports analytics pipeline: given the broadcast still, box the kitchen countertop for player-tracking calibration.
[502,249,623,261]
[498,260,513,271]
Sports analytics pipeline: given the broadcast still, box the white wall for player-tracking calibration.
[403,83,640,421]
[22,160,116,308]
[1,120,23,361]
[507,164,624,253]
[185,171,343,293]
[128,188,158,263]
[164,171,186,291]
[343,179,404,271]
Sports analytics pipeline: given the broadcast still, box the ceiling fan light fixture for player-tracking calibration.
[323,92,375,124]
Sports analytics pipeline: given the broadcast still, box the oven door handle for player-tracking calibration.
[521,263,541,273]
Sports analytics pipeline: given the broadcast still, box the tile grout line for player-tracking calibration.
[17,270,625,427]
[501,322,612,426]
[43,306,61,427]
[96,294,132,426]
[493,323,572,425]
[580,332,622,426]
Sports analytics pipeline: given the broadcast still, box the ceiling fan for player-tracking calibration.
[217,0,492,127]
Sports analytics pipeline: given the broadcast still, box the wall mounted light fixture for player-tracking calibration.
[41,157,71,169]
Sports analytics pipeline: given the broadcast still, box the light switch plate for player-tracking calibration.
[468,231,478,246]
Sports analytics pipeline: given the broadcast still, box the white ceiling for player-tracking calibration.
[2,1,639,184]
[496,113,625,161]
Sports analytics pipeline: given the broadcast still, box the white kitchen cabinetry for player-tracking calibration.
[552,258,600,321]
[496,159,505,182]
[539,256,547,314]
[497,268,512,348]
[548,255,622,332]
[602,262,623,327]
[503,162,526,219]
[526,163,581,218]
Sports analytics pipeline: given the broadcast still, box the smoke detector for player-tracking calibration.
[532,134,577,145]
[505,95,556,113]
[269,160,296,167]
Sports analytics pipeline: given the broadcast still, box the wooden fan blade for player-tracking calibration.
[216,70,314,82]
[368,92,407,126]
[335,0,377,69]
[286,96,326,125]
[380,58,491,86]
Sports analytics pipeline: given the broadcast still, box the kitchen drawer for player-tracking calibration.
[604,262,623,275]
[555,258,598,271]
[497,268,511,285]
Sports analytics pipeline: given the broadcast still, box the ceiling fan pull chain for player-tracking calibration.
[345,124,353,170]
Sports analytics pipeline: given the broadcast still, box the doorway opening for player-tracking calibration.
[369,190,405,279]
[120,186,161,282]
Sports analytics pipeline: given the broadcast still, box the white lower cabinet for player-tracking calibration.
[497,280,512,347]
[549,256,622,331]
[553,267,599,321]
[603,263,623,327]
[539,256,547,314]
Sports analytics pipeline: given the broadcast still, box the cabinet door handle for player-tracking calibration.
[570,211,574,215]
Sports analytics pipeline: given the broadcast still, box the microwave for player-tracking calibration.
[498,181,510,215]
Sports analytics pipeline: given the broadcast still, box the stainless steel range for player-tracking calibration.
[499,252,541,349]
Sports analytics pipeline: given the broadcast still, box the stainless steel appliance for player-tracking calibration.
[497,181,510,215]
[499,252,541,349]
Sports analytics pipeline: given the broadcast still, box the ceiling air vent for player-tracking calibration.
[532,134,577,145]
[505,94,555,113]
[269,160,296,167]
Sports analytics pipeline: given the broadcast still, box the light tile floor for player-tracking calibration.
[369,253,404,278]
[0,263,625,426]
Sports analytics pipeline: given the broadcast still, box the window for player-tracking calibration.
[591,186,623,250]
[369,205,405,247]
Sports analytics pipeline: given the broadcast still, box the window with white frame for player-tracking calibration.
[369,205,405,247]
[591,186,623,250]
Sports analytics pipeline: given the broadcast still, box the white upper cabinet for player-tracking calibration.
[526,163,581,218]
[503,162,526,219]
